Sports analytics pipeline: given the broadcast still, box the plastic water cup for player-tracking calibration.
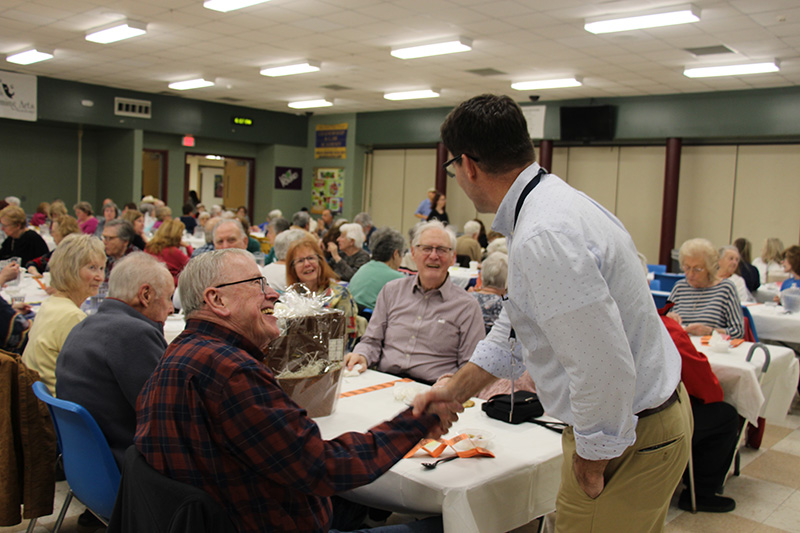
[469,261,479,270]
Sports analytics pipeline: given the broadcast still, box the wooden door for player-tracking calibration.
[223,158,248,209]
[142,151,162,198]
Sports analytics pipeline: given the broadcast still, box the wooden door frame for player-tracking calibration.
[143,149,169,203]
[183,153,255,216]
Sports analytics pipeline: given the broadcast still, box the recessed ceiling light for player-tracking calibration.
[391,37,472,59]
[288,99,332,109]
[260,60,320,77]
[683,60,780,78]
[585,4,700,34]
[168,79,215,90]
[86,20,147,44]
[203,0,271,12]
[511,77,583,90]
[384,89,440,101]
[6,48,54,65]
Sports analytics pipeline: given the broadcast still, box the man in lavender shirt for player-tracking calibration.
[344,221,484,384]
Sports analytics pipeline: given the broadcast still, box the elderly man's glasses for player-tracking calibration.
[214,275,269,294]
[415,244,452,256]
[442,154,480,178]
[291,255,320,268]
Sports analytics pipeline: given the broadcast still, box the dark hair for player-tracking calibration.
[123,202,138,211]
[784,245,800,276]
[733,237,752,264]
[440,94,535,174]
[182,203,194,215]
[430,192,445,211]
[370,227,405,262]
[105,219,136,244]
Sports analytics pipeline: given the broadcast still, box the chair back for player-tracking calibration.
[32,381,121,521]
[652,290,670,310]
[653,272,685,293]
[647,264,667,274]
[741,306,759,343]
[649,279,662,291]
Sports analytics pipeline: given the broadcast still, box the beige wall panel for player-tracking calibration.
[675,146,737,249]
[401,149,438,237]
[564,146,620,213]
[616,146,665,261]
[732,144,800,250]
[446,177,481,234]
[550,146,570,180]
[370,150,407,233]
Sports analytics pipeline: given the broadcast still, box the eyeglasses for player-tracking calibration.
[415,244,453,256]
[442,153,480,178]
[681,265,706,274]
[291,255,320,268]
[101,235,119,242]
[214,275,269,294]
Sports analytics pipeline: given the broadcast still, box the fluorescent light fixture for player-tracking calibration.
[511,77,583,90]
[684,61,780,78]
[6,49,53,65]
[384,89,440,101]
[391,37,472,59]
[86,20,147,44]
[168,78,215,90]
[288,99,332,109]
[585,4,700,34]
[260,60,320,77]
[204,0,271,12]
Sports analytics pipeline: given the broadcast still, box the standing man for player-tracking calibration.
[415,94,692,532]
[414,188,437,220]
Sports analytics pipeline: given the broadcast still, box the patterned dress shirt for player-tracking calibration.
[135,318,436,533]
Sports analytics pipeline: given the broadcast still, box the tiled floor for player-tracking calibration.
[5,404,800,533]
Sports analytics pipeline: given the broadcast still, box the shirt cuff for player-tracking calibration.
[469,338,525,381]
[573,425,637,461]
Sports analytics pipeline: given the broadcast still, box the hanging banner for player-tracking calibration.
[311,167,344,214]
[0,70,37,122]
[315,123,348,159]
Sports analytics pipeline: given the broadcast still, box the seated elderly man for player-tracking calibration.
[191,217,220,257]
[344,221,484,384]
[103,219,139,280]
[347,227,405,311]
[56,253,174,466]
[213,219,249,250]
[455,220,482,264]
[134,249,447,533]
[261,228,307,292]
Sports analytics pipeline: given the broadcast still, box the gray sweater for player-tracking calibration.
[56,298,167,467]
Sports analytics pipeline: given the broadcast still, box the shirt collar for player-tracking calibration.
[411,273,452,300]
[492,162,543,238]
[184,318,266,361]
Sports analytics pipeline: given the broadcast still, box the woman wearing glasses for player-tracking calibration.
[667,238,745,338]
[285,236,358,349]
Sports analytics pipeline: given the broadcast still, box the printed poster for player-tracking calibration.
[311,167,344,214]
[315,123,347,159]
[275,166,302,190]
[0,70,36,122]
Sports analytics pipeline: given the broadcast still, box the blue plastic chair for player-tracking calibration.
[649,279,662,291]
[647,264,667,274]
[32,382,121,531]
[653,272,685,293]
[652,290,670,309]
[741,305,759,343]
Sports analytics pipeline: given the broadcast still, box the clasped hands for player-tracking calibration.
[343,352,464,439]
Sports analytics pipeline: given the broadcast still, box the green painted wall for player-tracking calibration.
[96,129,142,206]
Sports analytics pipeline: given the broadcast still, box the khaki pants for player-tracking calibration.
[555,383,693,533]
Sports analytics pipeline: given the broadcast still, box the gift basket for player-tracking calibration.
[266,284,345,417]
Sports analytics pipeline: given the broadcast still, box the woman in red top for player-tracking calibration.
[145,219,192,285]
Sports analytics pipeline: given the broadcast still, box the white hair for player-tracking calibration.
[339,223,365,249]
[481,252,508,289]
[412,220,456,250]
[4,196,20,206]
[212,219,246,242]
[486,237,507,256]
[268,209,283,220]
[108,252,173,302]
[273,229,307,261]
[463,220,481,237]
[179,249,252,317]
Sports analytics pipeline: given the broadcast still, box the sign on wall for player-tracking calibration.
[275,166,302,190]
[0,70,36,122]
[315,123,348,159]
[311,167,344,214]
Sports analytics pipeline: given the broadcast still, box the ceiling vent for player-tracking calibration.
[321,84,352,91]
[467,68,506,76]
[114,97,151,118]
[684,45,735,56]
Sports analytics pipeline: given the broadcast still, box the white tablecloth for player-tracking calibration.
[447,266,478,289]
[1,273,51,306]
[693,337,798,424]
[745,303,800,344]
[315,370,563,533]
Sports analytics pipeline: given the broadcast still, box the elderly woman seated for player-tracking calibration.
[667,238,745,338]
[470,252,508,334]
[26,215,81,276]
[717,245,754,303]
[145,219,192,286]
[326,222,370,281]
[753,237,785,284]
[22,234,106,394]
[0,205,50,265]
[286,236,359,349]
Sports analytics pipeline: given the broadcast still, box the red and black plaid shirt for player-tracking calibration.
[135,318,436,533]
